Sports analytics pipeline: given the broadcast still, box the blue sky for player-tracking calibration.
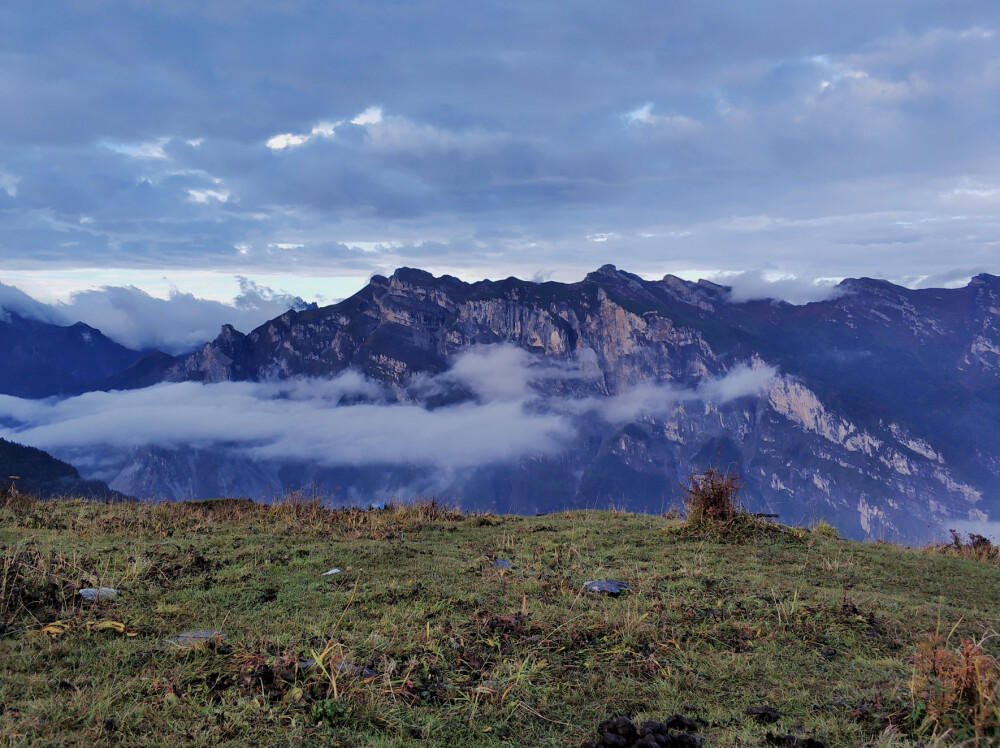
[2,1,1000,311]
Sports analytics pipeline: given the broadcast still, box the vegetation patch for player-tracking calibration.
[0,491,998,746]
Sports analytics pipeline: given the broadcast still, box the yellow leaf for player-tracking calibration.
[40,621,69,638]
[91,620,127,633]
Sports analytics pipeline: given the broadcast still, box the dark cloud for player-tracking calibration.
[0,2,999,286]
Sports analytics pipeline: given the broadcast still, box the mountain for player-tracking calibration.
[0,311,148,398]
[104,266,1000,541]
[0,437,124,499]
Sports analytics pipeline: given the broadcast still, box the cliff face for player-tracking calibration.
[108,266,1000,541]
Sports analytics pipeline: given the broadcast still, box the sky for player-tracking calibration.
[2,1,1000,331]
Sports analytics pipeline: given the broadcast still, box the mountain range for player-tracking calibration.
[2,266,998,542]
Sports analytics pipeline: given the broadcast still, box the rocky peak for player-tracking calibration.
[970,272,1000,288]
[217,324,244,343]
[390,267,437,285]
[835,276,906,298]
[584,264,647,287]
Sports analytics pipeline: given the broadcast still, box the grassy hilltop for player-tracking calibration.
[1,489,998,747]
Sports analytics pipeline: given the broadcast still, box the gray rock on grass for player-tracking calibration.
[166,629,226,646]
[582,579,632,596]
[78,587,119,601]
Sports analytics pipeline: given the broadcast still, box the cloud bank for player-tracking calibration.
[720,271,843,305]
[0,278,311,353]
[0,346,777,484]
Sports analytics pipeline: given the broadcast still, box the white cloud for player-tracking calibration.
[0,375,574,472]
[266,132,310,150]
[0,169,20,197]
[351,106,383,126]
[186,188,231,204]
[264,105,505,156]
[0,278,311,353]
[623,102,701,133]
[0,281,67,324]
[0,346,778,484]
[595,364,777,423]
[943,519,1000,543]
[101,137,170,159]
[720,271,842,305]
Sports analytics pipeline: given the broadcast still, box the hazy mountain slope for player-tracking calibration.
[0,312,147,398]
[0,437,122,499]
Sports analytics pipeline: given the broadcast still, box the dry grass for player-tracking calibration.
[928,531,1000,567]
[681,466,743,526]
[910,632,1000,740]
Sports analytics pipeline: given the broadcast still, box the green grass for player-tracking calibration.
[1,494,998,746]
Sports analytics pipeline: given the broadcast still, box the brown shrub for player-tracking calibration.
[682,466,742,526]
[910,633,1000,739]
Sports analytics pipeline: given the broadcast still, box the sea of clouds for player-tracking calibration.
[0,345,777,480]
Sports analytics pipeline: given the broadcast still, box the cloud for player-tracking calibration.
[0,169,19,197]
[623,103,702,135]
[0,373,575,474]
[0,346,777,489]
[594,364,777,424]
[100,137,171,160]
[720,271,842,305]
[0,278,312,353]
[422,345,599,402]
[265,105,507,159]
[1,4,999,288]
[186,188,230,204]
[0,281,67,324]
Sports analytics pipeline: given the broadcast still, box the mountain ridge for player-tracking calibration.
[93,266,999,541]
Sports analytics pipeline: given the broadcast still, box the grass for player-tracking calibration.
[0,490,998,746]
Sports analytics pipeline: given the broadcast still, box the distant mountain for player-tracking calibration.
[0,437,124,499]
[104,266,1000,541]
[0,311,148,398]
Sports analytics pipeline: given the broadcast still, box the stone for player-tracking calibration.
[582,579,632,596]
[78,587,118,601]
[166,629,226,646]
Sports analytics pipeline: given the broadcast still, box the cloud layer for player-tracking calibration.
[0,346,776,480]
[0,3,998,290]
[0,278,310,353]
